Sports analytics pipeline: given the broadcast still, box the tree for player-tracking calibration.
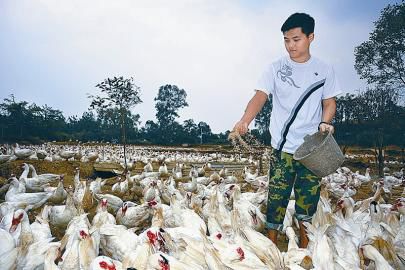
[0,95,29,140]
[354,2,405,175]
[254,96,272,144]
[154,84,188,127]
[197,121,212,144]
[354,2,405,92]
[183,119,199,143]
[89,76,142,169]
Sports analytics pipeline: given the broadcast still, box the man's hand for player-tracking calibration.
[233,120,249,135]
[319,122,334,134]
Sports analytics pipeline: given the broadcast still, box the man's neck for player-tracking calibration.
[290,53,311,63]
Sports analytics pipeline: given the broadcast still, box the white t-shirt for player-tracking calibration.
[256,55,342,154]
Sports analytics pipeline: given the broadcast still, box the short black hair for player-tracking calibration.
[281,13,315,36]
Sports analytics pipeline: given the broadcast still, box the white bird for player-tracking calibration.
[304,222,335,270]
[92,198,116,228]
[59,149,76,160]
[94,193,123,213]
[90,256,122,270]
[13,143,34,159]
[116,202,152,229]
[5,178,52,210]
[159,162,168,175]
[144,160,154,172]
[361,244,395,270]
[99,223,139,261]
[29,164,60,184]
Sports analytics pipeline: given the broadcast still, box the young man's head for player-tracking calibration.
[281,13,315,63]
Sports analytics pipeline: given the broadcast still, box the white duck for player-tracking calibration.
[90,256,122,270]
[6,178,52,210]
[0,226,15,255]
[227,184,265,231]
[352,168,371,183]
[44,242,62,270]
[48,193,78,229]
[92,198,116,228]
[361,244,395,270]
[159,162,168,175]
[20,238,59,270]
[20,164,48,192]
[116,201,152,229]
[144,160,154,172]
[59,149,76,160]
[0,154,11,164]
[219,166,228,178]
[13,143,34,159]
[7,209,56,270]
[172,167,183,180]
[197,163,207,177]
[283,226,312,268]
[94,193,123,213]
[304,222,335,270]
[99,223,139,261]
[29,163,60,184]
[30,208,52,242]
[244,166,259,182]
[170,195,207,234]
[89,177,107,194]
[60,229,97,270]
[121,240,154,270]
[112,176,129,194]
[147,252,203,270]
[232,209,284,269]
[47,175,68,204]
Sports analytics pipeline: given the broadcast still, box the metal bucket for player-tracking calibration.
[293,131,344,177]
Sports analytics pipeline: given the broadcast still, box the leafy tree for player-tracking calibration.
[89,76,142,168]
[354,2,405,92]
[183,119,199,143]
[197,121,212,144]
[254,96,272,144]
[154,84,188,127]
[0,95,29,139]
[141,120,160,144]
[353,2,405,175]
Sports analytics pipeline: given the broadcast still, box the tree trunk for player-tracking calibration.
[120,108,127,171]
[377,147,384,177]
[375,129,385,177]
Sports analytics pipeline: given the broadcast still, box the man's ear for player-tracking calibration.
[308,33,314,42]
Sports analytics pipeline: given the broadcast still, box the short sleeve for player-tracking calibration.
[322,66,342,99]
[255,64,275,96]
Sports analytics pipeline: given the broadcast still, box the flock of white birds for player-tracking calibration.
[0,143,404,270]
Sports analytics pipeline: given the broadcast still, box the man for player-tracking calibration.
[233,13,341,248]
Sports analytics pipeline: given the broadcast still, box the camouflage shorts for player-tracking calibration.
[266,149,321,231]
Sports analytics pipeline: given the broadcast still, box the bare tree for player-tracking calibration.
[89,76,142,169]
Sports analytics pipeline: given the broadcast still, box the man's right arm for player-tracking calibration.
[233,90,269,135]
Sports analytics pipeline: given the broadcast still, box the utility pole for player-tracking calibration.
[200,126,203,144]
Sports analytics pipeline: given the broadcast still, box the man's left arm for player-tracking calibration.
[319,97,336,134]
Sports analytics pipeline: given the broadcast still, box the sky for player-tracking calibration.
[0,0,401,133]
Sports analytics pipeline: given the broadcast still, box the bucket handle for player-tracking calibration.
[304,129,332,141]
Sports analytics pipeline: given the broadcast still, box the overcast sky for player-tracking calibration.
[0,0,400,132]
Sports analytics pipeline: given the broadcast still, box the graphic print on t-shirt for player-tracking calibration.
[276,64,300,88]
